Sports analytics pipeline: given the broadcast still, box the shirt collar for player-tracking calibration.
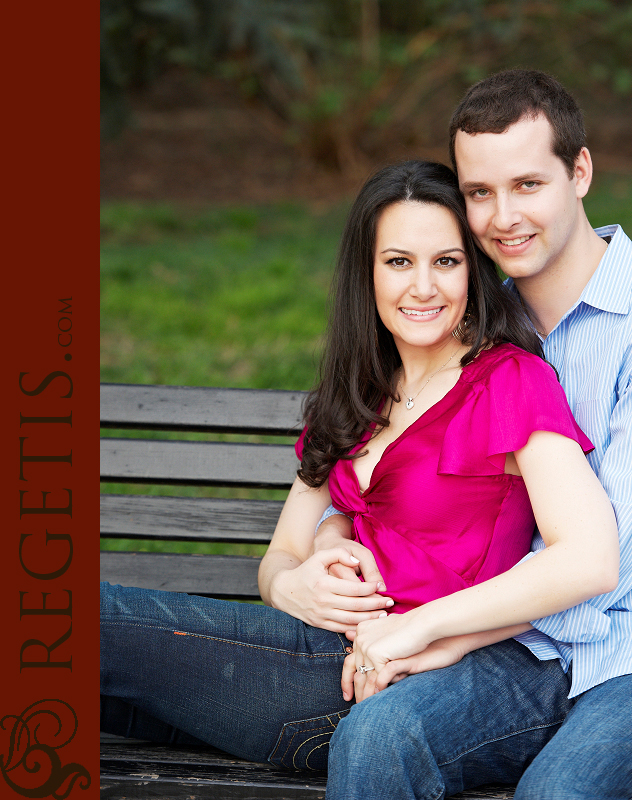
[578,225,631,314]
[505,224,632,317]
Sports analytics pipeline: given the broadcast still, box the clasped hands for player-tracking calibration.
[309,517,470,702]
[270,519,394,632]
[271,515,469,701]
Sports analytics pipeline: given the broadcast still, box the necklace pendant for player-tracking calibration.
[406,398,415,410]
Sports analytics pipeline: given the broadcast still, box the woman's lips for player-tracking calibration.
[399,306,444,319]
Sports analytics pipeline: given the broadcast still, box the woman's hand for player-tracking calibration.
[341,636,467,701]
[269,548,394,632]
[342,623,534,702]
[341,611,432,700]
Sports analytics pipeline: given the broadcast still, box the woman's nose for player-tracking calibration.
[409,267,436,299]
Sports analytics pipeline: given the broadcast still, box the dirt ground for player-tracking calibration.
[101,72,632,206]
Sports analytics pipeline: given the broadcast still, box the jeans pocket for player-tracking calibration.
[269,709,350,770]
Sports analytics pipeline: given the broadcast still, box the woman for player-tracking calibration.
[101,161,617,773]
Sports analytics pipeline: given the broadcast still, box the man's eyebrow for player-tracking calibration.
[512,172,550,182]
[460,172,550,192]
[459,181,487,192]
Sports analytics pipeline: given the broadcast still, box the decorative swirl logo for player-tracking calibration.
[0,699,91,798]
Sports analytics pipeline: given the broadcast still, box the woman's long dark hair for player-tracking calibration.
[298,160,543,488]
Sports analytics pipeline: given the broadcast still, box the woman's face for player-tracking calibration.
[373,201,469,357]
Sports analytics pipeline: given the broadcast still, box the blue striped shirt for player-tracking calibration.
[510,224,632,698]
[318,224,632,699]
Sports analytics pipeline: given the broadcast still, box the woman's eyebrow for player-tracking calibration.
[379,247,466,255]
[435,248,466,256]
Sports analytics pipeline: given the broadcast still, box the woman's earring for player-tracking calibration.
[453,298,470,340]
[452,320,465,340]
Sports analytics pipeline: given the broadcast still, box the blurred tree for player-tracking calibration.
[100,0,325,137]
[101,0,632,168]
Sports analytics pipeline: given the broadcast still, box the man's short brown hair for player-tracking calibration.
[449,69,586,179]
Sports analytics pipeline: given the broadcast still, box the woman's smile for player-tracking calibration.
[399,305,445,319]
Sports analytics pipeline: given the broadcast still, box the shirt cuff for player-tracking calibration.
[530,603,612,643]
[315,504,347,534]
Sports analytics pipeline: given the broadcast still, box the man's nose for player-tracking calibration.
[493,193,522,231]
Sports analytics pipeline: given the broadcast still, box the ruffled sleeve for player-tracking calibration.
[438,347,594,476]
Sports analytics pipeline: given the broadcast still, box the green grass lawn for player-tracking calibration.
[101,173,632,556]
[101,202,349,390]
[101,174,631,389]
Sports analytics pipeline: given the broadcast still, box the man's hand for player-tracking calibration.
[269,547,393,633]
[313,514,386,587]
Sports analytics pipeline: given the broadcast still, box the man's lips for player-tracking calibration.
[494,234,535,254]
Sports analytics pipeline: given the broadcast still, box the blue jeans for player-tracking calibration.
[100,583,353,768]
[326,642,632,800]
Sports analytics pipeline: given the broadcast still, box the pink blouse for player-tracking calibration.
[297,344,593,613]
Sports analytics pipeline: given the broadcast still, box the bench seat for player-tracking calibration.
[100,383,515,799]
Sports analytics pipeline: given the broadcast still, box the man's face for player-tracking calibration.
[454,115,588,284]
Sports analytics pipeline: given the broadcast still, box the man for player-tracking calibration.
[322,70,632,799]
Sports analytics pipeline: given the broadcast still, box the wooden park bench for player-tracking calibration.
[100,382,516,799]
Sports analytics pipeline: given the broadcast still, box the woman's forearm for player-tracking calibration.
[411,535,616,648]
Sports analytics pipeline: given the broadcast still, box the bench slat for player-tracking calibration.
[100,739,512,800]
[101,552,262,598]
[101,495,281,542]
[101,384,306,435]
[101,439,298,488]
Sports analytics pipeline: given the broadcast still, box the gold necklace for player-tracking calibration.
[398,348,460,410]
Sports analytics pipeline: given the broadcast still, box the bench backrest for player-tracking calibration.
[100,384,306,599]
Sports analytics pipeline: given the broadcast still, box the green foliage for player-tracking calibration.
[102,0,632,168]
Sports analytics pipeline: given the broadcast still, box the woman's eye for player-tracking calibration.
[437,257,457,267]
[388,257,409,268]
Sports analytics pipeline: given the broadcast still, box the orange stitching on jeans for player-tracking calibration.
[106,620,350,657]
[168,629,346,658]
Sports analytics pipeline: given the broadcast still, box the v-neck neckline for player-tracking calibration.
[352,366,469,496]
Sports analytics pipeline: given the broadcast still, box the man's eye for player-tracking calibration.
[522,181,538,189]
[472,189,489,198]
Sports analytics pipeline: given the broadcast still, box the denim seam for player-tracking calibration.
[436,717,566,767]
[103,620,347,658]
